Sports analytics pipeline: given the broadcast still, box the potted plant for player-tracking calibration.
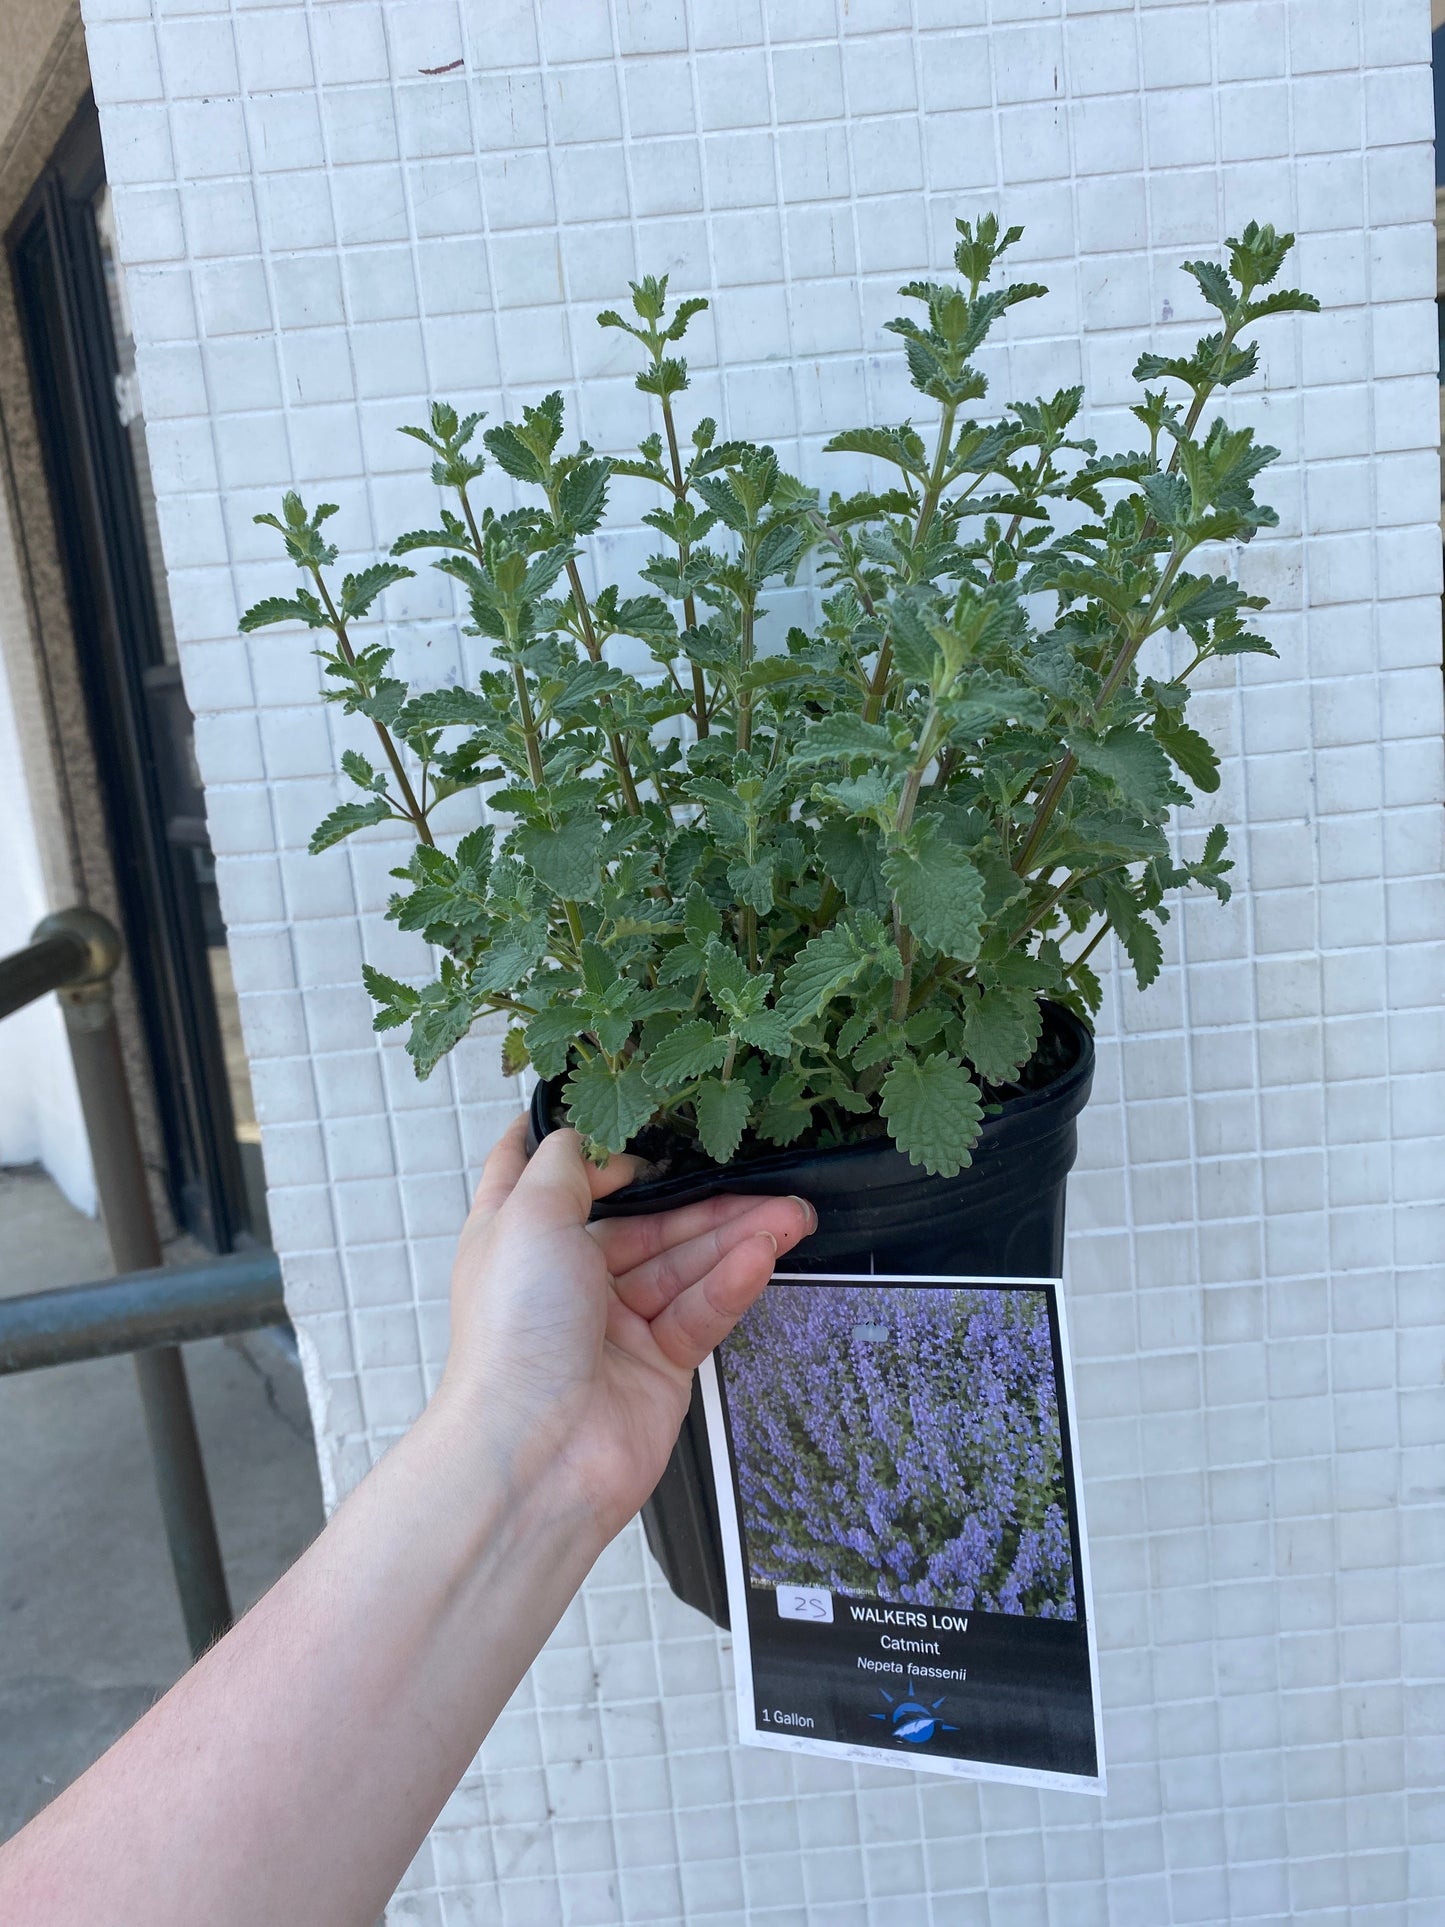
[244,216,1314,1622]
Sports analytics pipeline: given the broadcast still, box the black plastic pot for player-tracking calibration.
[527,1000,1094,1627]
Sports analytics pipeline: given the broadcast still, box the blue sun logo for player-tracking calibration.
[871,1676,959,1746]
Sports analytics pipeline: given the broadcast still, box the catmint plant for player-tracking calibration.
[243,216,1316,1177]
[720,1283,1074,1616]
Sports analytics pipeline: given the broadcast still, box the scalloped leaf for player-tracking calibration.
[309,796,392,853]
[562,1057,656,1155]
[694,1077,751,1164]
[883,822,986,962]
[643,1020,730,1091]
[878,1052,983,1177]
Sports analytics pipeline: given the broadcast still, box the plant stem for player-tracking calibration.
[889,926,914,1023]
[861,402,957,727]
[913,403,957,548]
[987,446,1051,584]
[660,394,709,739]
[888,703,940,1020]
[561,553,643,816]
[1010,315,1244,880]
[1012,537,1192,877]
[1066,919,1109,977]
[741,905,757,974]
[1006,868,1091,949]
[1093,545,1191,712]
[508,660,547,789]
[455,485,486,560]
[1011,754,1075,877]
[313,573,434,846]
[736,576,757,755]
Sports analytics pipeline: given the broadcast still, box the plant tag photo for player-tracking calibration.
[701,1273,1104,1792]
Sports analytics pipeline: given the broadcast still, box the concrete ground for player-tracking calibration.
[0,1165,325,1843]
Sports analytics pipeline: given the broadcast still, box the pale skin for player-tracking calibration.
[0,1119,815,1927]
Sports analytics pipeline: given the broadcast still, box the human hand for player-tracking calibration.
[434,1118,815,1542]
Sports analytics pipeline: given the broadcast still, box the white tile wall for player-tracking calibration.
[86,0,1444,1920]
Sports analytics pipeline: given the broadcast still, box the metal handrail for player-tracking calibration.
[0,1249,284,1374]
[0,907,281,1657]
[0,926,98,1020]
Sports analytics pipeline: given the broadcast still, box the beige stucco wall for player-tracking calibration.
[0,0,82,192]
[0,7,169,1217]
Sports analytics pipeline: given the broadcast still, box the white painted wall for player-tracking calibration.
[85,0,1444,1920]
[0,592,94,1214]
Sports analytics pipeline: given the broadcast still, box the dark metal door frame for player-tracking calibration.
[6,94,249,1250]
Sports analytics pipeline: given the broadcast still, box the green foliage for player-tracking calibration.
[878,1053,984,1178]
[242,216,1314,1166]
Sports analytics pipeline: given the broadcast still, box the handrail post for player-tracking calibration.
[32,909,234,1659]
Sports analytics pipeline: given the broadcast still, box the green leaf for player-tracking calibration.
[1153,713,1221,793]
[685,883,723,946]
[470,923,549,995]
[694,1077,751,1164]
[790,714,906,769]
[1117,910,1163,990]
[484,421,548,485]
[557,457,611,536]
[501,1028,530,1076]
[878,1053,983,1178]
[340,749,380,791]
[525,1005,584,1080]
[851,1026,903,1073]
[361,963,419,1032]
[1139,470,1192,530]
[406,990,476,1079]
[239,593,327,633]
[562,1057,657,1155]
[512,815,605,901]
[396,687,490,731]
[883,822,986,962]
[309,796,392,852]
[1069,959,1103,1017]
[816,822,890,916]
[823,424,928,478]
[704,938,751,1008]
[1183,258,1237,316]
[730,1008,792,1057]
[727,852,777,915]
[455,824,494,874]
[644,1020,731,1090]
[1211,628,1276,658]
[777,920,900,1025]
[813,772,896,822]
[579,940,617,1000]
[664,829,710,897]
[960,988,1042,1086]
[756,1074,814,1147]
[341,561,414,620]
[1070,726,1178,815]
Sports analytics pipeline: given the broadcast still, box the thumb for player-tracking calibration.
[505,1127,641,1232]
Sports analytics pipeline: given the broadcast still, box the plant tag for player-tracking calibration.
[700,1271,1105,1792]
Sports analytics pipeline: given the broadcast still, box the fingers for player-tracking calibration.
[613,1195,815,1319]
[468,1114,530,1219]
[505,1127,642,1233]
[648,1233,779,1373]
[592,1190,813,1278]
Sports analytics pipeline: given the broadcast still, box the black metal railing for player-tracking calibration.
[0,909,286,1657]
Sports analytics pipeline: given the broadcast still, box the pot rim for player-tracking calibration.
[529,1000,1095,1211]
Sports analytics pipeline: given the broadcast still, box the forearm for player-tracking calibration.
[0,1396,603,1927]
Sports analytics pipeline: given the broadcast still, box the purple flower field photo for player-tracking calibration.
[719,1284,1076,1619]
